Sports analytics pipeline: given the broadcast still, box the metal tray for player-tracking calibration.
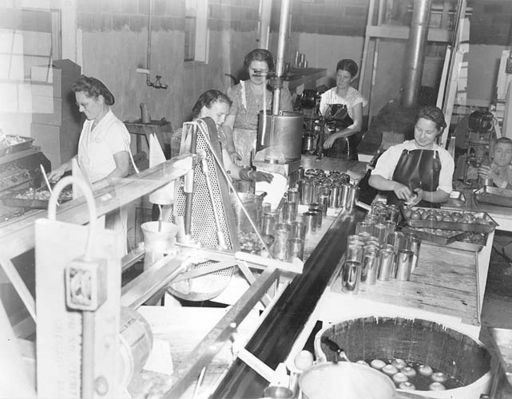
[1,187,72,209]
[475,186,512,208]
[0,135,35,157]
[401,226,466,246]
[402,206,497,233]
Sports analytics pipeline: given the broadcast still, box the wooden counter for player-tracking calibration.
[327,242,480,327]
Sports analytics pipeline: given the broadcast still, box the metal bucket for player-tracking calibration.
[141,221,178,270]
[315,316,492,399]
[299,362,396,399]
[256,111,304,162]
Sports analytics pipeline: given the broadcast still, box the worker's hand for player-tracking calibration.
[408,188,424,206]
[393,182,413,201]
[323,133,339,149]
[228,150,242,164]
[252,171,273,183]
[47,166,66,183]
[477,165,492,180]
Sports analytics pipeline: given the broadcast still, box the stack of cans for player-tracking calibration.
[297,169,358,213]
[341,202,422,294]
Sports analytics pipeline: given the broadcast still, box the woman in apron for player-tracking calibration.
[319,59,367,159]
[368,106,454,207]
[223,48,293,167]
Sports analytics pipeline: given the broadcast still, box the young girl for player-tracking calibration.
[478,137,512,189]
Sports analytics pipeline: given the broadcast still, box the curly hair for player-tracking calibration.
[191,89,232,119]
[417,106,447,131]
[336,59,358,77]
[243,48,275,72]
[71,75,115,105]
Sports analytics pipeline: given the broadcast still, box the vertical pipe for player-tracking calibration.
[402,0,432,107]
[258,0,272,50]
[272,0,291,115]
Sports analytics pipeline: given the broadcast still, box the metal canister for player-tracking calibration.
[361,247,378,285]
[303,211,317,236]
[341,261,361,294]
[319,194,330,215]
[407,235,421,272]
[288,188,300,205]
[308,204,322,229]
[372,223,388,245]
[345,184,359,212]
[388,231,405,253]
[287,238,304,261]
[396,250,414,281]
[281,200,297,224]
[387,204,399,223]
[346,241,364,263]
[261,211,277,236]
[290,220,306,241]
[338,183,350,210]
[377,248,395,281]
[329,185,341,208]
[271,228,290,261]
[299,178,314,205]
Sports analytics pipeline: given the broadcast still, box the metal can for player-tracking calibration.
[329,185,341,208]
[299,178,314,205]
[388,231,405,253]
[286,238,304,261]
[302,211,317,236]
[319,193,330,216]
[345,184,359,212]
[288,188,300,205]
[308,208,322,229]
[271,228,290,261]
[341,260,361,294]
[290,220,306,241]
[372,223,388,245]
[339,183,350,210]
[396,250,414,281]
[377,248,394,281]
[281,200,298,224]
[407,235,421,272]
[361,247,378,284]
[261,211,277,236]
[346,242,364,263]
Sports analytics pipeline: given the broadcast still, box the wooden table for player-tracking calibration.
[125,120,173,158]
[309,241,483,344]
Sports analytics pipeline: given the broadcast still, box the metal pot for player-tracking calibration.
[299,362,396,399]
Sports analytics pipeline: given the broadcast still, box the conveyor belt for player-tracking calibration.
[212,211,357,398]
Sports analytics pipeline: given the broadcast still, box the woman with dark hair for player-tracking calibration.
[181,89,272,183]
[223,48,293,166]
[319,58,367,159]
[48,75,132,184]
[369,105,454,206]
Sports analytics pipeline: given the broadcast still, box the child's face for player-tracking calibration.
[493,143,512,167]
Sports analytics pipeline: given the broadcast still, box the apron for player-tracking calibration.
[388,149,441,207]
[324,104,357,160]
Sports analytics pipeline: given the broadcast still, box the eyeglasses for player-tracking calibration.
[250,68,269,77]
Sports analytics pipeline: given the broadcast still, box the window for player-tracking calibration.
[184,0,208,63]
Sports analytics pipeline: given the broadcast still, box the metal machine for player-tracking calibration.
[458,110,496,186]
[0,135,50,221]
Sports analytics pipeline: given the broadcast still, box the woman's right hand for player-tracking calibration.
[478,164,492,179]
[392,182,413,201]
[229,150,242,164]
[47,165,66,183]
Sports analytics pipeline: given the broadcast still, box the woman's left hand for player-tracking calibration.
[323,133,338,149]
[409,188,424,206]
[252,171,273,183]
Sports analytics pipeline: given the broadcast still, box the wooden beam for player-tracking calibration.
[0,155,193,260]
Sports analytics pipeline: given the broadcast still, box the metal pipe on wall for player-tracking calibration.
[402,0,432,107]
[258,0,272,50]
[272,0,291,115]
